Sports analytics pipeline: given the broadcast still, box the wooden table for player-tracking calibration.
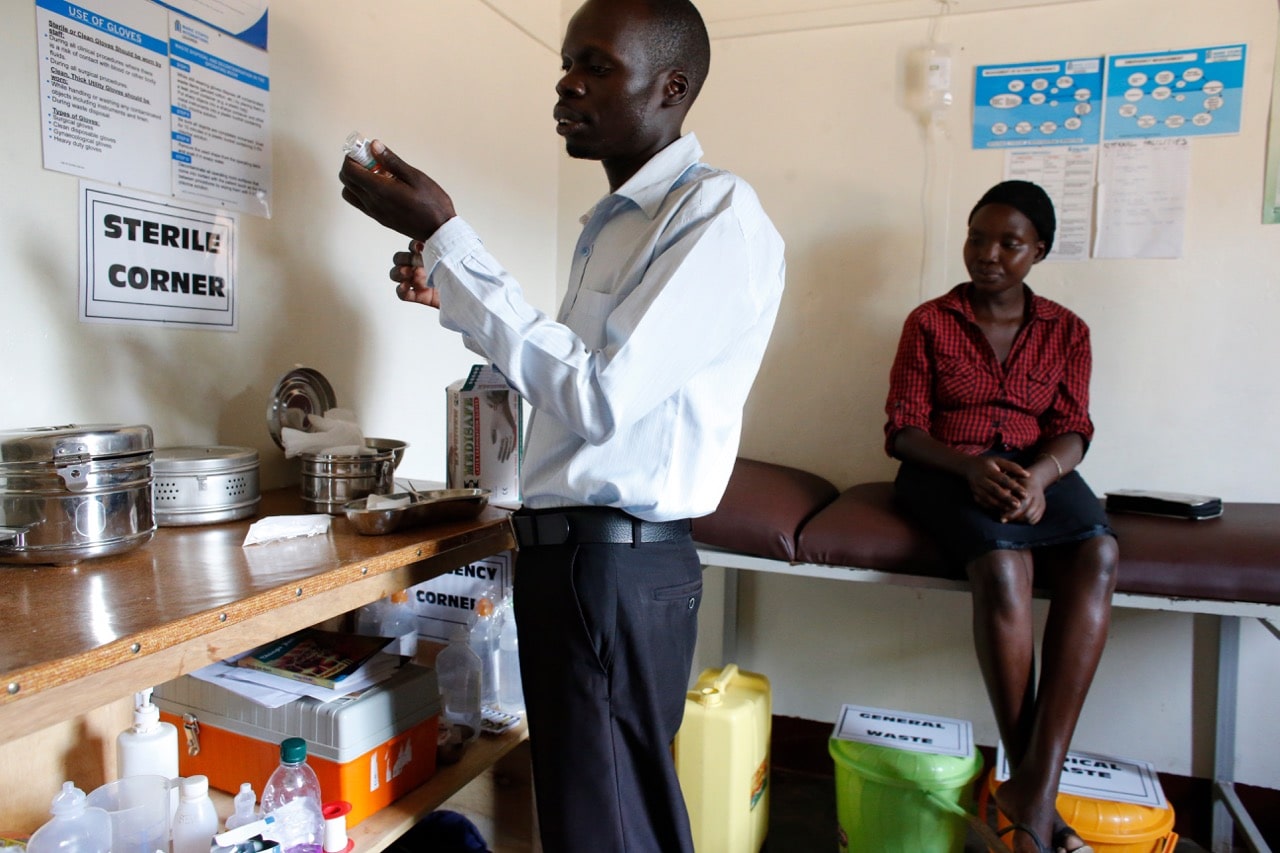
[0,487,524,843]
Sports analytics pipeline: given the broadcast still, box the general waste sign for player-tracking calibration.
[79,181,237,330]
[833,703,975,759]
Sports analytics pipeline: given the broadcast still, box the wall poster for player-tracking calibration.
[35,0,271,218]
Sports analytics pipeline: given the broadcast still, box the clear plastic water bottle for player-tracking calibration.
[172,775,220,853]
[469,591,499,708]
[26,782,112,853]
[496,597,524,715]
[437,621,483,740]
[260,737,324,853]
[356,590,419,656]
[383,589,419,656]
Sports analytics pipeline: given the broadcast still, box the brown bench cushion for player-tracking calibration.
[693,458,838,562]
[796,482,954,578]
[1106,506,1280,605]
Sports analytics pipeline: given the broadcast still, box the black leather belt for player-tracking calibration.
[511,507,691,548]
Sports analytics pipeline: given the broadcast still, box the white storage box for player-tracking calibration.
[153,663,440,826]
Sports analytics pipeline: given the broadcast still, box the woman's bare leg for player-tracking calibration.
[988,535,1118,852]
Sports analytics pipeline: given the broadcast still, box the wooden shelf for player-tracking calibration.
[0,486,520,846]
[0,488,515,745]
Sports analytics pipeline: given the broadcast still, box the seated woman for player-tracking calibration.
[883,180,1117,853]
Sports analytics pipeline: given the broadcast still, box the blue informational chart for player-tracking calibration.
[1103,44,1246,140]
[973,57,1104,149]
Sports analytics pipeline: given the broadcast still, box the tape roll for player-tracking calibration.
[322,800,355,853]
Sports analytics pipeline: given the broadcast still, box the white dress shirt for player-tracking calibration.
[421,133,785,521]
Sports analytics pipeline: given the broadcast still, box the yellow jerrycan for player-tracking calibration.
[673,664,771,853]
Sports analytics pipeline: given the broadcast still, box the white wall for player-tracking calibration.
[597,0,1280,787]
[3,0,1277,798]
[0,0,561,488]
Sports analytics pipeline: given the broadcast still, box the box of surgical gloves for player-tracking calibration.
[447,364,523,509]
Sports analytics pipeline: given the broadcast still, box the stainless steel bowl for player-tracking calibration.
[299,439,408,515]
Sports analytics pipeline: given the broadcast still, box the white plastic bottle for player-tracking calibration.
[496,597,524,715]
[437,621,483,740]
[224,781,260,831]
[260,737,325,853]
[172,775,219,853]
[26,782,112,853]
[469,592,500,708]
[116,687,179,812]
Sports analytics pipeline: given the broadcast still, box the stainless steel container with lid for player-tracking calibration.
[0,423,155,565]
[153,446,260,526]
[299,437,406,515]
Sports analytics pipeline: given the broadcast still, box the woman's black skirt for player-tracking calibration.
[894,449,1114,567]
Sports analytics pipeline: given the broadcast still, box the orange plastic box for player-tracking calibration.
[155,663,440,827]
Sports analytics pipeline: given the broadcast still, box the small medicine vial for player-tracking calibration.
[344,130,390,175]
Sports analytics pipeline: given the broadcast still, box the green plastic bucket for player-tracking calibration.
[828,737,983,853]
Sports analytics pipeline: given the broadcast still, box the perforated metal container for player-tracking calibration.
[0,423,155,565]
[153,446,260,526]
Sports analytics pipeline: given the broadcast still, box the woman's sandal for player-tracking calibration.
[996,822,1051,853]
[1051,822,1096,853]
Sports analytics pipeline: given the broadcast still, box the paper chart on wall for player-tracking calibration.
[1103,44,1247,141]
[1003,146,1098,262]
[1093,138,1190,259]
[973,57,1104,149]
[1263,19,1280,224]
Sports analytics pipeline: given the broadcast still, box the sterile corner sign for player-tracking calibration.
[832,703,974,759]
[996,742,1167,809]
[79,181,237,330]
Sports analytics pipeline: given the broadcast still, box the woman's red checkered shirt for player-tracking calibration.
[884,283,1094,457]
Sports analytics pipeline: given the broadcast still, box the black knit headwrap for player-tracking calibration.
[968,180,1056,257]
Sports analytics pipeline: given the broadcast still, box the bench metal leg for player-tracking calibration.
[1212,615,1273,853]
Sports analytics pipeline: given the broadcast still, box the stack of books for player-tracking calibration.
[190,628,403,708]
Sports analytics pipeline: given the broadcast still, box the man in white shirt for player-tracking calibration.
[339,0,784,849]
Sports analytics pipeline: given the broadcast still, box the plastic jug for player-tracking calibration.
[26,782,112,853]
[674,664,772,853]
[84,773,172,853]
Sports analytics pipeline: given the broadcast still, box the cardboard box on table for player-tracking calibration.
[406,365,522,643]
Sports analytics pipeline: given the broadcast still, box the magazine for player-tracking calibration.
[235,628,392,689]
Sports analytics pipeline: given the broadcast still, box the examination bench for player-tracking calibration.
[693,457,1280,853]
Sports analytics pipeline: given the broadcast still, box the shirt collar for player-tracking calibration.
[942,282,1065,323]
[579,133,703,224]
